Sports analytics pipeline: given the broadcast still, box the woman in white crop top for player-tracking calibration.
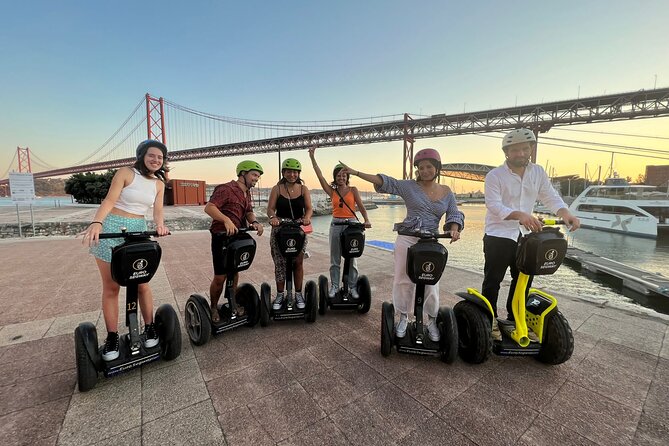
[79,140,170,362]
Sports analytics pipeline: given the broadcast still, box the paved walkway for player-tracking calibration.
[0,218,668,445]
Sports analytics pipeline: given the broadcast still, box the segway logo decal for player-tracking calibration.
[241,252,250,261]
[528,297,541,307]
[545,249,558,261]
[129,258,150,279]
[422,262,435,273]
[133,259,148,271]
[349,238,360,254]
[350,239,359,248]
[285,238,297,253]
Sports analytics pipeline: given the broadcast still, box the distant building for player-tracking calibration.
[645,165,669,187]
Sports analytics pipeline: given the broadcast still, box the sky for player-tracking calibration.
[1,0,669,193]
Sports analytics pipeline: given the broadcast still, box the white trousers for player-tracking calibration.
[392,235,439,318]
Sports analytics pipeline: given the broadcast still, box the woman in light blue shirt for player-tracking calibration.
[341,148,463,342]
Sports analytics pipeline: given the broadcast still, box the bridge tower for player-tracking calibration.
[17,146,32,173]
[145,94,167,144]
[402,113,415,180]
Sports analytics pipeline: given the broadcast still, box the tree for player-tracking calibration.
[635,173,646,184]
[64,170,116,204]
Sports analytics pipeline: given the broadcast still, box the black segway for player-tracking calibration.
[454,219,574,365]
[75,230,182,392]
[318,221,371,315]
[259,219,317,325]
[184,228,262,346]
[380,229,458,363]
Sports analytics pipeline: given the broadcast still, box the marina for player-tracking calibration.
[564,246,669,298]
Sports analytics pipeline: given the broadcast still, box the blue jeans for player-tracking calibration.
[329,219,358,288]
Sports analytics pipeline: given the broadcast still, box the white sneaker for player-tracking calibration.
[272,292,285,310]
[295,292,305,310]
[102,332,120,361]
[328,284,338,298]
[395,313,408,338]
[426,316,440,342]
[349,287,359,299]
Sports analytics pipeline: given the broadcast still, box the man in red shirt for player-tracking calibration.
[205,160,264,322]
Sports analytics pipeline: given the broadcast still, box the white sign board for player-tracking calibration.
[9,172,36,204]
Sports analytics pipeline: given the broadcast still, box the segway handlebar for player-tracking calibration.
[397,229,452,239]
[98,230,169,239]
[276,218,305,227]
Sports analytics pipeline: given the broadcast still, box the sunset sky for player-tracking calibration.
[1,1,668,192]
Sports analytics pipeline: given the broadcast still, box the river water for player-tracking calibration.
[311,204,669,315]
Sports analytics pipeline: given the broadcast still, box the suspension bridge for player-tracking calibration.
[2,88,669,191]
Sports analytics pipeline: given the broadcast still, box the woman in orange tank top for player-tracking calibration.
[309,147,371,299]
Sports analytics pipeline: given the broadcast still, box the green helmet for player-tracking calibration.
[236,160,263,176]
[281,158,302,171]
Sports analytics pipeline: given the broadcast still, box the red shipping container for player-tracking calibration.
[165,179,206,205]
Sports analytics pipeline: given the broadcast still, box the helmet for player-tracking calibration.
[502,128,536,150]
[136,139,167,159]
[413,148,441,167]
[281,158,302,171]
[236,160,263,176]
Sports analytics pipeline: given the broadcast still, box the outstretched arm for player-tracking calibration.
[339,162,383,187]
[308,147,334,196]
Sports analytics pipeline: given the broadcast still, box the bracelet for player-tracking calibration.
[90,221,103,226]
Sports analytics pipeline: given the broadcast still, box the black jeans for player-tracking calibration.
[481,234,533,318]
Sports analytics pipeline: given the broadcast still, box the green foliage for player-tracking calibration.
[64,170,116,204]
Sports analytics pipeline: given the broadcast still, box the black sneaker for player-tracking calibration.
[102,332,120,361]
[143,323,159,348]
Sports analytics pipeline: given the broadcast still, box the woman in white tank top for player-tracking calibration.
[78,140,170,361]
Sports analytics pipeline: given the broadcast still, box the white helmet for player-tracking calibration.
[502,128,536,150]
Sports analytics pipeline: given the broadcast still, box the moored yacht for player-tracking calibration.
[569,183,669,238]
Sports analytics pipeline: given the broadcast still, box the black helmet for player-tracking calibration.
[136,139,168,159]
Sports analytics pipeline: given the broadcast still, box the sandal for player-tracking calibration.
[210,306,220,323]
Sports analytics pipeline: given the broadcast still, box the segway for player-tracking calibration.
[454,219,574,365]
[75,230,182,392]
[380,229,458,363]
[259,219,317,325]
[318,221,371,315]
[184,228,262,346]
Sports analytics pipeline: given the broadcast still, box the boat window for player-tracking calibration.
[640,207,669,220]
[576,204,645,216]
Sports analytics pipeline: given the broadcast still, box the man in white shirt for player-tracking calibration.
[483,128,580,340]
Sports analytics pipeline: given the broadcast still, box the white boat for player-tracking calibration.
[569,184,669,238]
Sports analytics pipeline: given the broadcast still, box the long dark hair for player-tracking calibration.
[330,166,350,188]
[278,169,303,185]
[134,144,169,182]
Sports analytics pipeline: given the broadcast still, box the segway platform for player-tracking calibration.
[102,334,162,377]
[492,319,541,356]
[395,323,442,357]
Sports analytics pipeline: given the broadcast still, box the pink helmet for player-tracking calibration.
[413,148,441,167]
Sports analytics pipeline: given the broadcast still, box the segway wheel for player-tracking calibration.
[536,310,574,365]
[356,275,372,314]
[453,301,492,364]
[318,275,328,316]
[259,283,272,327]
[74,322,99,392]
[380,301,395,357]
[156,304,182,361]
[237,283,261,327]
[185,295,211,346]
[437,307,458,364]
[305,280,318,323]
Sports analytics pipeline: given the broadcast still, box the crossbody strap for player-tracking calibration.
[334,187,360,221]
